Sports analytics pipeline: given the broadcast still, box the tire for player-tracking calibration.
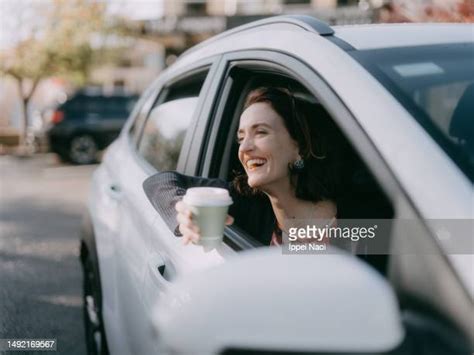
[82,255,109,355]
[69,135,98,165]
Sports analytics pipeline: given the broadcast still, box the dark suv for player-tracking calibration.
[46,92,138,164]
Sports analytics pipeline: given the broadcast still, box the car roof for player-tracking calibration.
[179,15,334,59]
[178,16,473,64]
[333,23,474,50]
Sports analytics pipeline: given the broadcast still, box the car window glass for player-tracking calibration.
[139,97,198,171]
[125,96,139,113]
[86,97,102,113]
[352,44,474,181]
[128,84,159,141]
[137,69,209,171]
[103,96,138,117]
[61,95,84,116]
[60,95,138,120]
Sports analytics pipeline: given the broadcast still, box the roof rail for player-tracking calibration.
[254,15,334,35]
[227,15,334,36]
[181,15,334,58]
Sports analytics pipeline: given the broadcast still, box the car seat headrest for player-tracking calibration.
[449,83,474,142]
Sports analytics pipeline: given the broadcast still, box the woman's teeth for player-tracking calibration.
[247,159,266,170]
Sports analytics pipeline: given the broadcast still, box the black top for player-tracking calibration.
[142,171,276,245]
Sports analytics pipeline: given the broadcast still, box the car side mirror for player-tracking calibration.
[152,247,404,354]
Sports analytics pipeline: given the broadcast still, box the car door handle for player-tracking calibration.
[148,253,171,285]
[107,184,122,200]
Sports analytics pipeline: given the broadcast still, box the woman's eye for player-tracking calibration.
[256,130,267,136]
[236,136,243,144]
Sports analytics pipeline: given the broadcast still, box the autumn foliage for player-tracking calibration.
[378,0,474,23]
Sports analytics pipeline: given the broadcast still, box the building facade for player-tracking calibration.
[141,0,371,65]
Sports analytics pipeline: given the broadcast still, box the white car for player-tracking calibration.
[80,15,473,355]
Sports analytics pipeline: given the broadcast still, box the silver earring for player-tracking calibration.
[293,159,304,170]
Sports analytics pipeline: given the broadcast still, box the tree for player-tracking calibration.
[422,0,474,22]
[0,0,106,151]
[380,0,474,23]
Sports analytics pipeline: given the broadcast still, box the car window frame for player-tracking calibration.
[198,49,421,251]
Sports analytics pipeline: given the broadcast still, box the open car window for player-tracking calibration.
[207,65,394,273]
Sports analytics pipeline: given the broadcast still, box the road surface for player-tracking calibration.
[0,154,96,354]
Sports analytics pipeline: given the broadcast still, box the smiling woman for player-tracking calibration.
[144,86,346,247]
[234,87,343,203]
[232,87,343,245]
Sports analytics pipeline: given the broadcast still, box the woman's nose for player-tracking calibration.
[238,136,254,152]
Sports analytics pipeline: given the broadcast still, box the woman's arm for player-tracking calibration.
[143,171,230,236]
[143,171,275,244]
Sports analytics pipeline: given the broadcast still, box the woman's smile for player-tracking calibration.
[245,158,267,171]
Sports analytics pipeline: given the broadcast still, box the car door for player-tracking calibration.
[112,57,237,355]
[89,85,157,355]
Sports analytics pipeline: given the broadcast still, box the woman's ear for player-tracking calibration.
[290,139,300,159]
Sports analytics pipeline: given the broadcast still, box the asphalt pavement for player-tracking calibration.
[0,154,97,354]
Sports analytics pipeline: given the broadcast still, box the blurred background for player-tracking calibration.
[0,0,473,156]
[0,0,472,354]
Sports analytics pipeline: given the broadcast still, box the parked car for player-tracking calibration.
[80,16,473,355]
[46,92,138,164]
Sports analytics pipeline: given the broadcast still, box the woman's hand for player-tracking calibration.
[175,200,234,245]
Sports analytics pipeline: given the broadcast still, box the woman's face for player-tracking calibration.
[237,102,299,192]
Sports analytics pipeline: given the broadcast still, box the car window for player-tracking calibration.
[60,95,85,118]
[137,69,210,171]
[101,96,138,117]
[206,65,394,269]
[139,98,198,171]
[85,97,103,113]
[59,94,138,119]
[352,43,474,181]
[128,83,160,142]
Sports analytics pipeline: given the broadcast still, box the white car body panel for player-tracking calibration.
[154,249,404,354]
[95,136,237,355]
[333,23,474,49]
[87,22,473,354]
[89,142,131,355]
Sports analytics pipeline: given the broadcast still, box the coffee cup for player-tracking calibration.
[183,187,233,247]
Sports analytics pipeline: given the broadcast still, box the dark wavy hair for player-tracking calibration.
[232,87,345,203]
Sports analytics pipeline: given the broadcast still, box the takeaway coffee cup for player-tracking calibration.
[183,187,233,247]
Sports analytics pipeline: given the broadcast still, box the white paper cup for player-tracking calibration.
[183,187,233,247]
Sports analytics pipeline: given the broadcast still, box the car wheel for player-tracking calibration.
[83,256,109,355]
[69,135,98,165]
